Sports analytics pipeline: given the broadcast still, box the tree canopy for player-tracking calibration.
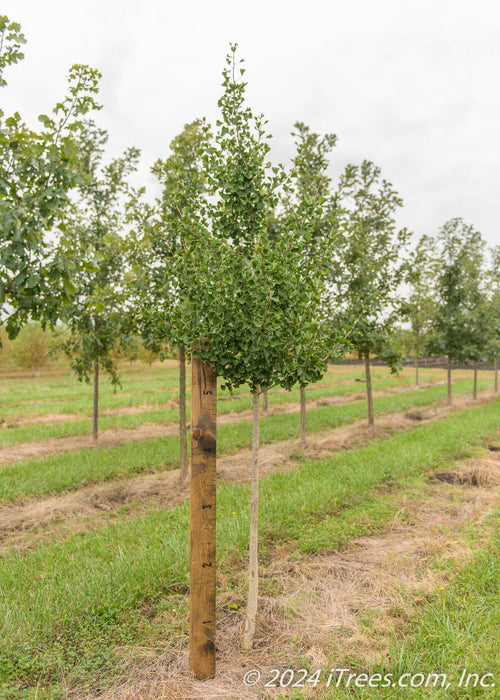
[0,16,101,339]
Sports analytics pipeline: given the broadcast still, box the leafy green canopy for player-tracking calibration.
[134,46,338,391]
[274,122,342,386]
[330,160,410,367]
[484,246,500,363]
[135,47,337,393]
[55,124,139,386]
[128,119,209,358]
[403,233,438,358]
[427,218,488,364]
[0,15,101,339]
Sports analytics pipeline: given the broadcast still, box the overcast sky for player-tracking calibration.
[2,0,500,249]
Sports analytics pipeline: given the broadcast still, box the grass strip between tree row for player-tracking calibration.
[0,368,418,441]
[0,379,491,502]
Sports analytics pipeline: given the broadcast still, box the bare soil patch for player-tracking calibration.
[0,422,175,465]
[71,450,500,700]
[2,412,85,428]
[3,401,179,429]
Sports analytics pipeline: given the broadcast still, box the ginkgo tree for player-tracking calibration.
[0,15,101,340]
[135,46,339,670]
[128,119,209,481]
[405,234,437,385]
[199,48,339,653]
[330,160,410,425]
[56,123,139,442]
[277,121,340,447]
[485,246,500,393]
[426,218,487,404]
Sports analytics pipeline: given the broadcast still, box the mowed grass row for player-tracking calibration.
[0,365,179,407]
[0,362,386,400]
[0,379,490,502]
[0,399,499,698]
[0,369,392,445]
[0,362,296,411]
[335,512,500,700]
[385,516,500,700]
[0,363,401,422]
[0,370,489,446]
[0,370,446,446]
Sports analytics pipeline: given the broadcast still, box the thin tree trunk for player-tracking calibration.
[473,361,478,400]
[447,355,452,405]
[92,316,99,443]
[300,385,306,449]
[495,358,498,394]
[365,354,374,426]
[242,390,260,649]
[92,358,99,443]
[179,345,188,483]
[262,389,268,412]
[415,353,419,386]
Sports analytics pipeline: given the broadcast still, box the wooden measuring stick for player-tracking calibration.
[189,355,217,679]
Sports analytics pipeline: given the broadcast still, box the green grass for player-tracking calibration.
[0,362,445,422]
[0,364,395,425]
[389,519,500,699]
[318,512,500,699]
[0,364,490,446]
[0,399,498,697]
[0,408,180,445]
[0,376,388,445]
[0,377,487,502]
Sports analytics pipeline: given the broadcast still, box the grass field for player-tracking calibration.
[0,361,498,699]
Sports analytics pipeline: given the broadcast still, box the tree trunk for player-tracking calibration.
[262,389,268,412]
[364,354,374,426]
[92,358,99,443]
[447,355,452,405]
[189,356,217,680]
[473,360,478,400]
[179,345,188,483]
[495,358,498,394]
[300,385,306,449]
[415,353,419,386]
[92,317,99,443]
[242,390,260,649]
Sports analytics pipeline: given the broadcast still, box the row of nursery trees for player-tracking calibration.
[2,17,500,654]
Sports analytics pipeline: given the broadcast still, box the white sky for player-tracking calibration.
[2,0,500,249]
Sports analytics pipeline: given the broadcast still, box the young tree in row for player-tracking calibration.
[469,286,489,401]
[485,246,500,393]
[133,47,339,670]
[426,218,486,403]
[279,121,339,447]
[129,119,208,481]
[330,160,410,425]
[405,235,437,385]
[0,15,101,341]
[56,124,139,441]
[200,52,338,651]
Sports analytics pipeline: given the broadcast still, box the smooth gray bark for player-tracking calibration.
[242,390,260,649]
